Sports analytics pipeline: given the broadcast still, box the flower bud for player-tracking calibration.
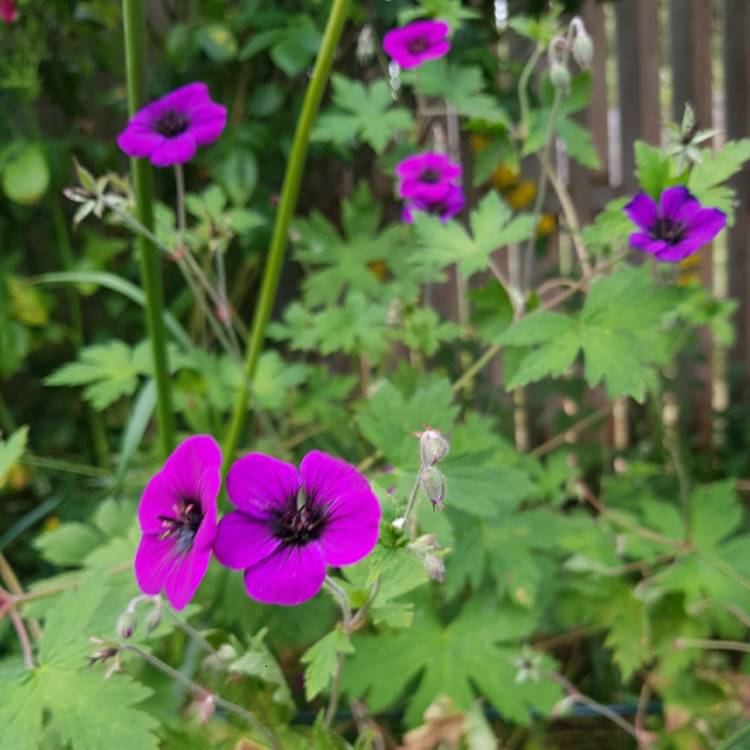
[420,466,446,510]
[116,610,137,639]
[423,553,445,583]
[408,534,443,554]
[392,516,407,531]
[549,62,571,92]
[145,598,163,634]
[572,32,593,68]
[418,429,450,467]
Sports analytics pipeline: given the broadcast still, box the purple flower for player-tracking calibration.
[383,19,451,70]
[396,152,462,202]
[134,435,221,610]
[213,451,381,607]
[624,186,726,263]
[402,183,465,223]
[117,82,227,168]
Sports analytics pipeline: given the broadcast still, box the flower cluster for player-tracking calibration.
[135,436,381,609]
[396,152,465,223]
[383,19,451,70]
[118,82,227,168]
[624,186,726,263]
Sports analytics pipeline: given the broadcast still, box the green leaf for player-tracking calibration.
[0,425,28,484]
[34,522,102,566]
[690,480,742,551]
[469,280,514,343]
[413,191,535,277]
[270,15,321,76]
[580,197,632,251]
[300,627,354,701]
[405,60,509,124]
[0,579,159,750]
[45,341,142,409]
[2,142,49,205]
[313,75,412,153]
[215,150,258,205]
[634,141,673,198]
[230,628,294,708]
[343,599,562,726]
[688,139,750,220]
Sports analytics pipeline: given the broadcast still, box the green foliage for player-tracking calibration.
[0,425,28,485]
[413,191,535,277]
[635,141,673,198]
[301,626,354,701]
[500,267,678,400]
[230,628,294,708]
[344,598,562,726]
[0,581,159,750]
[688,138,750,221]
[1,141,49,205]
[313,75,412,153]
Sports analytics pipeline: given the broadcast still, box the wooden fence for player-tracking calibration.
[551,0,750,446]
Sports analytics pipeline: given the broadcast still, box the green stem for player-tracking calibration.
[122,0,176,457]
[402,472,423,539]
[222,0,351,475]
[717,721,750,750]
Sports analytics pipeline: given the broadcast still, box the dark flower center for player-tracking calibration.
[271,495,329,547]
[158,498,204,554]
[154,109,190,138]
[407,36,429,54]
[653,217,687,245]
[420,168,441,184]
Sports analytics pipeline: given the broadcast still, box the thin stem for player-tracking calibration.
[120,643,282,750]
[402,472,423,539]
[22,453,110,478]
[222,0,351,476]
[324,575,352,623]
[675,637,750,655]
[174,163,187,241]
[9,607,34,669]
[166,607,219,657]
[518,45,544,134]
[716,720,750,750]
[530,404,611,458]
[551,672,640,743]
[122,0,176,457]
[324,651,346,728]
[0,553,42,640]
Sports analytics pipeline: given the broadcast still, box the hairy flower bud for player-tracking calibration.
[418,429,450,467]
[572,32,593,68]
[420,466,446,509]
[408,533,443,554]
[423,553,445,583]
[145,598,163,634]
[549,62,571,92]
[116,610,137,639]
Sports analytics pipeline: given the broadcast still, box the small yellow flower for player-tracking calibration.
[507,180,537,210]
[470,133,489,153]
[491,163,518,191]
[536,213,557,237]
[368,260,388,282]
[43,515,62,532]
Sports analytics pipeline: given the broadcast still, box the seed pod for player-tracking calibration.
[420,466,447,510]
[418,429,450,467]
[423,554,445,583]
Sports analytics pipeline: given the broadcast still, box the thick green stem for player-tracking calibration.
[122,0,176,457]
[222,0,351,474]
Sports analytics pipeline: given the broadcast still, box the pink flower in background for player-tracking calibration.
[402,183,465,224]
[396,151,462,203]
[214,451,381,606]
[383,19,451,69]
[624,186,726,263]
[0,0,18,23]
[134,435,221,609]
[117,82,227,167]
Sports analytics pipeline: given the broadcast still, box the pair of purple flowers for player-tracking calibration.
[135,436,381,609]
[397,152,465,223]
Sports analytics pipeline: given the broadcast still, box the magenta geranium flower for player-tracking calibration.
[624,186,726,263]
[383,19,451,69]
[403,183,465,224]
[213,451,381,607]
[134,435,221,610]
[396,152,462,202]
[0,0,18,23]
[117,82,227,168]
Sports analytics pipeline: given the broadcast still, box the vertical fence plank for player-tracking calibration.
[723,0,750,376]
[615,0,661,193]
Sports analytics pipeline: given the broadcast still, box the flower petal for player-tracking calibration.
[189,102,227,146]
[162,82,211,113]
[117,122,164,159]
[300,450,381,567]
[226,453,301,517]
[243,543,326,606]
[149,133,197,167]
[624,192,658,230]
[163,547,212,610]
[629,232,669,257]
[213,511,281,570]
[653,238,703,263]
[659,186,693,220]
[134,534,177,596]
[684,207,727,245]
